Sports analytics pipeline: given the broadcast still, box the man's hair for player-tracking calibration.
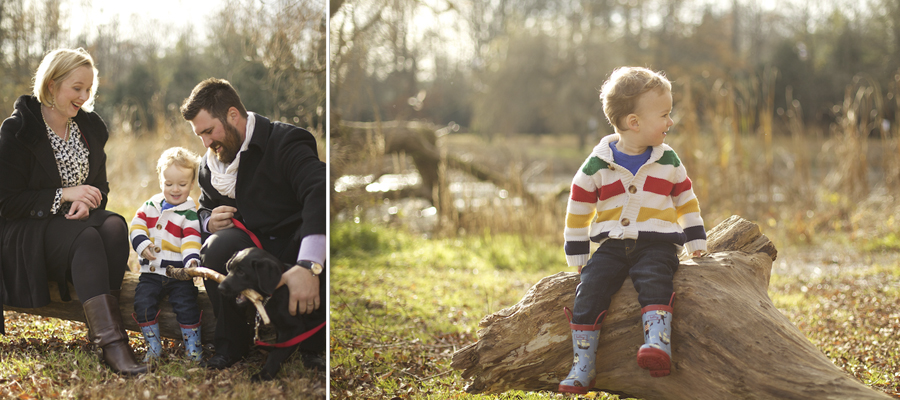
[33,48,99,112]
[599,67,672,132]
[157,146,200,182]
[180,78,248,122]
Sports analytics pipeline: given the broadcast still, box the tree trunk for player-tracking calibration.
[450,215,890,399]
[4,272,216,343]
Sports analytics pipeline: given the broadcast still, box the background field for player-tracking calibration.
[0,1,327,398]
[330,130,900,399]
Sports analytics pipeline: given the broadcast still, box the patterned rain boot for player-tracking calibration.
[558,308,606,394]
[138,323,162,362]
[133,312,162,362]
[180,317,203,362]
[636,294,675,377]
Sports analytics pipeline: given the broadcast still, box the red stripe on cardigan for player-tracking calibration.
[164,220,183,238]
[139,212,158,231]
[671,177,693,197]
[598,180,626,201]
[570,183,598,203]
[642,176,674,196]
[183,226,200,238]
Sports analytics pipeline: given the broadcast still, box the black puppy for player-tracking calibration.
[219,247,313,381]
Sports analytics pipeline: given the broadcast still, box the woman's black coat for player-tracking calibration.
[0,95,112,328]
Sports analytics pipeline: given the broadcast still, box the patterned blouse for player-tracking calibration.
[45,119,90,215]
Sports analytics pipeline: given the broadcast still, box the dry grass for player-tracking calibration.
[1,111,327,399]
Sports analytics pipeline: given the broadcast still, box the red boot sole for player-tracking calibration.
[559,379,596,394]
[636,347,670,377]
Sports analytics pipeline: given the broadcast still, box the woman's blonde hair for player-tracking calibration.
[599,67,672,132]
[33,48,99,112]
[157,147,200,182]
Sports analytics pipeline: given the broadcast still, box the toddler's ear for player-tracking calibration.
[627,114,640,131]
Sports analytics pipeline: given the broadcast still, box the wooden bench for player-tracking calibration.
[4,271,217,343]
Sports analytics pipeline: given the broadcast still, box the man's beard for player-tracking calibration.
[212,120,243,163]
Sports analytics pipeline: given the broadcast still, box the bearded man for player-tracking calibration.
[179,78,326,370]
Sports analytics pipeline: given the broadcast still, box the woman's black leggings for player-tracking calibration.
[70,216,129,303]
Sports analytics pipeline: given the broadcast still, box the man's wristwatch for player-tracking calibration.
[296,260,324,276]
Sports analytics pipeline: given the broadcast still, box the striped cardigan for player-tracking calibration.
[129,193,201,275]
[564,134,707,267]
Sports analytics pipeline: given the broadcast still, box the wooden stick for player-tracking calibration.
[167,266,270,325]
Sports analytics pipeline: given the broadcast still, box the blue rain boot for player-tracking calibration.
[134,316,162,362]
[558,308,606,394]
[180,317,203,362]
[636,300,674,377]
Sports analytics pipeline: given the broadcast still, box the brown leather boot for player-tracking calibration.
[82,294,148,375]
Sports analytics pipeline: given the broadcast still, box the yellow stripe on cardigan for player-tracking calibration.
[566,211,596,229]
[594,207,622,223]
[675,198,701,217]
[181,241,201,251]
[129,224,149,235]
[637,207,677,223]
[160,240,184,253]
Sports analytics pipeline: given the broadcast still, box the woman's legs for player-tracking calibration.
[69,227,110,301]
[69,216,147,374]
[69,216,129,301]
[97,215,129,291]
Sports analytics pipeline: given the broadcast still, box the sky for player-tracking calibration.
[66,0,224,45]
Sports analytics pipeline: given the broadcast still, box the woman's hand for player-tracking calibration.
[65,200,91,220]
[61,185,102,210]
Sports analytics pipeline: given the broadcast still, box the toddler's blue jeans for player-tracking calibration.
[133,273,201,325]
[572,239,679,325]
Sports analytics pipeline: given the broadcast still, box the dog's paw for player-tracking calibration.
[251,370,276,382]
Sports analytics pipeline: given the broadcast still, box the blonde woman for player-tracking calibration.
[0,48,147,375]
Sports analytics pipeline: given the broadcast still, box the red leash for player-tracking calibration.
[231,218,263,248]
[256,321,326,348]
[231,218,325,348]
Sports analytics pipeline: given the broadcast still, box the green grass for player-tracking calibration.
[330,221,619,399]
[769,264,900,396]
[331,221,900,399]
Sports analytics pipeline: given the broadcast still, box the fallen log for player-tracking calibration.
[450,215,891,399]
[4,272,216,343]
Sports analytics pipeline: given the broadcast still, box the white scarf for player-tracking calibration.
[207,112,256,198]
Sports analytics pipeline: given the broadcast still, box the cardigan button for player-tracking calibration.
[150,266,156,272]
[156,224,162,229]
[621,218,631,226]
[609,165,616,171]
[628,185,637,194]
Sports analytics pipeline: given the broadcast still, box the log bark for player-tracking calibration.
[450,215,891,399]
[4,272,216,343]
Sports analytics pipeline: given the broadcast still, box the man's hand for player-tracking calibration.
[279,265,320,316]
[65,200,91,220]
[61,185,102,209]
[207,206,237,233]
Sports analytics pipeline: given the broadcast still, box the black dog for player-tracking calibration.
[219,247,318,381]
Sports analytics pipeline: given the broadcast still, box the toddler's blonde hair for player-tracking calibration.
[599,67,672,132]
[157,147,200,182]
